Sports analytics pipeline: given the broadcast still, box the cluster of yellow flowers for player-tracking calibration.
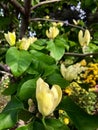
[46,21,63,39]
[4,32,37,50]
[60,59,87,82]
[59,109,70,125]
[4,22,62,50]
[81,63,98,87]
[64,82,98,115]
[61,58,98,89]
[46,26,59,39]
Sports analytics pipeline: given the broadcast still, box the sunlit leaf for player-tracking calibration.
[6,47,32,77]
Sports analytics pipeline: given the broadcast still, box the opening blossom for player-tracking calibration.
[19,37,37,50]
[4,32,16,46]
[60,62,87,82]
[36,78,62,116]
[46,26,59,39]
[78,29,91,53]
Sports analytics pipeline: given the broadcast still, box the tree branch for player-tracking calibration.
[9,0,25,15]
[64,52,98,57]
[31,0,61,10]
[0,2,8,11]
[30,18,85,30]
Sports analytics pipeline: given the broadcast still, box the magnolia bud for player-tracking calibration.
[78,29,91,47]
[46,26,59,39]
[36,78,62,116]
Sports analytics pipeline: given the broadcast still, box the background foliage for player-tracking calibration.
[0,0,98,129]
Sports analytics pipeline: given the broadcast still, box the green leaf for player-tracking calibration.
[17,78,37,100]
[46,38,66,61]
[30,50,56,65]
[0,111,18,129]
[85,0,95,7]
[61,97,98,130]
[6,47,32,77]
[0,96,24,129]
[29,50,57,77]
[33,119,45,130]
[87,43,98,52]
[46,118,70,130]
[30,39,46,50]
[16,121,35,130]
[0,16,11,30]
[46,73,69,88]
[32,0,39,6]
[3,96,24,112]
[2,82,18,96]
[18,109,33,122]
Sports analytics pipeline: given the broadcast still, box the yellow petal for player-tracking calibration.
[51,85,62,111]
[46,26,59,39]
[36,78,49,93]
[84,29,91,46]
[60,63,67,79]
[36,78,62,116]
[4,32,16,46]
[36,91,54,116]
[78,29,91,47]
[78,30,84,46]
[19,38,30,50]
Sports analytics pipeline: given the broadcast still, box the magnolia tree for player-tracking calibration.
[0,0,98,130]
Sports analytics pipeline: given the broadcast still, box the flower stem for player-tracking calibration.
[42,116,47,129]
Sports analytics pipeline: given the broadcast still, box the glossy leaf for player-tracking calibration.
[6,47,32,77]
[29,50,57,77]
[46,118,70,130]
[0,111,18,129]
[46,38,66,61]
[46,73,69,88]
[61,97,98,130]
[17,78,37,100]
[0,96,24,129]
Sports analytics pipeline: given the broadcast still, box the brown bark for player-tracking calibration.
[19,0,31,38]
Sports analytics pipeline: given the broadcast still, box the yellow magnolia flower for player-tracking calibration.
[45,15,50,19]
[78,29,91,47]
[57,22,64,27]
[19,37,37,50]
[60,62,87,82]
[78,29,91,53]
[52,22,57,27]
[36,78,62,116]
[73,19,80,25]
[4,32,16,46]
[61,63,80,81]
[46,26,59,39]
[29,37,37,44]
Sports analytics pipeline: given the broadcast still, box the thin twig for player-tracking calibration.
[0,71,13,77]
[31,0,61,10]
[9,0,25,15]
[30,18,85,30]
[64,52,98,57]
